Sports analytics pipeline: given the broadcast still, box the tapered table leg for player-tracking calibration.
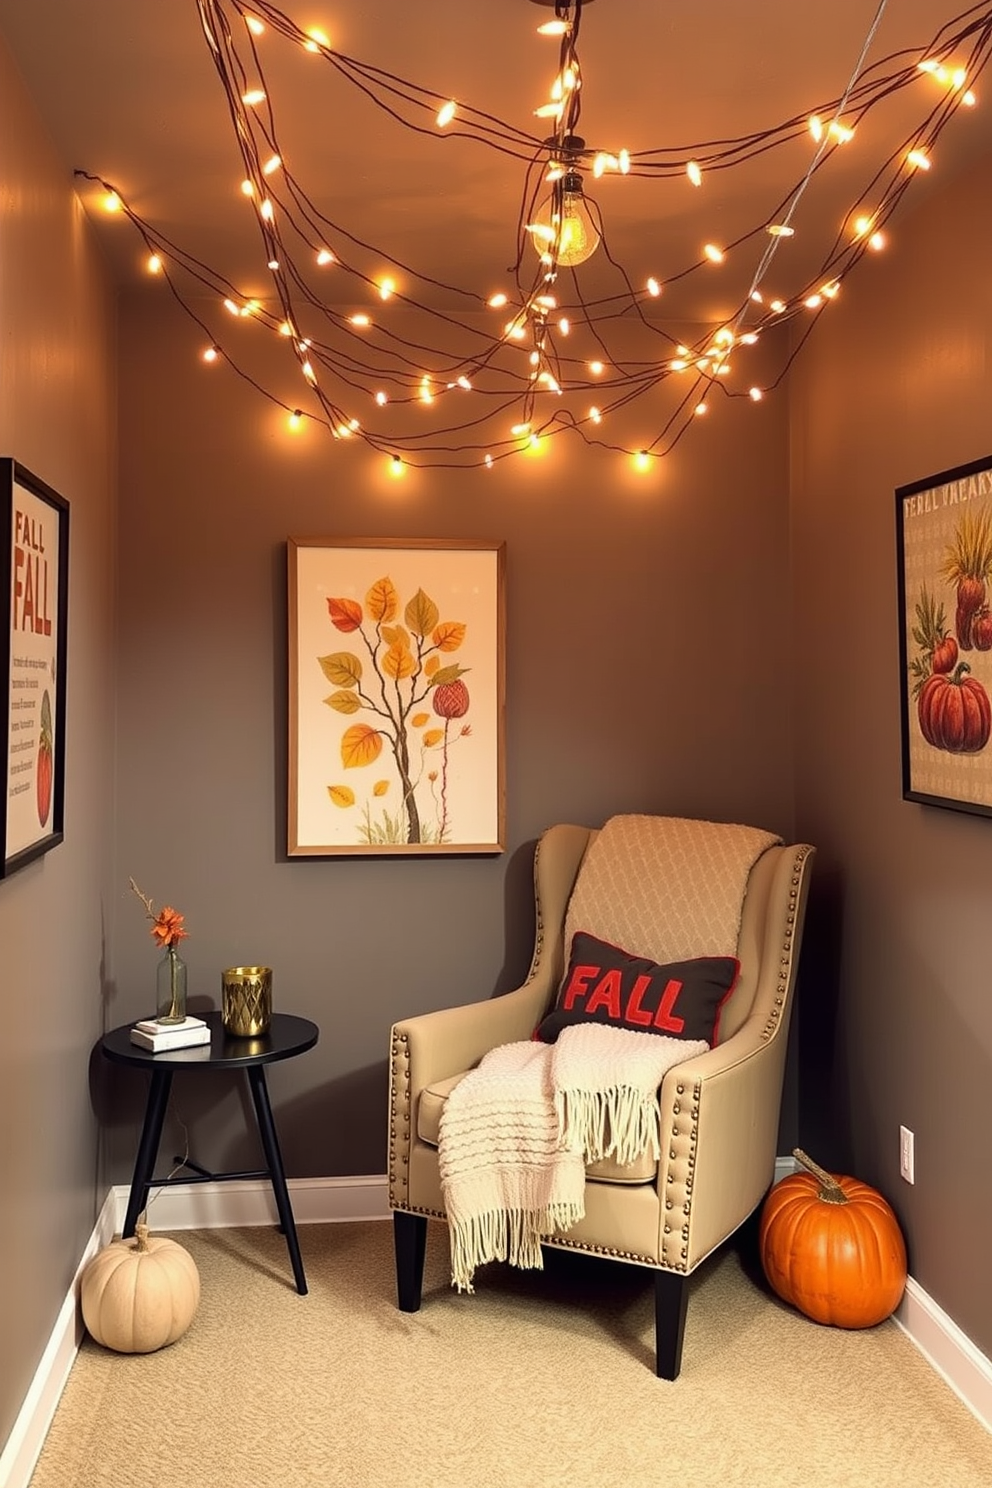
[246,1065,307,1295]
[122,1067,174,1238]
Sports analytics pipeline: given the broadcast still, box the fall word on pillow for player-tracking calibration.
[536,931,740,1045]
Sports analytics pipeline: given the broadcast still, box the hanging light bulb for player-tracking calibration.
[528,136,601,268]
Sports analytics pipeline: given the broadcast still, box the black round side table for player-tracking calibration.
[101,1011,319,1294]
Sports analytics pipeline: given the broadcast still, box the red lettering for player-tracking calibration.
[586,968,622,1019]
[653,978,685,1033]
[562,964,598,1011]
[40,558,51,636]
[13,547,24,630]
[624,973,654,1027]
[23,553,36,632]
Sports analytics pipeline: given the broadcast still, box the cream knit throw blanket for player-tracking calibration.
[438,1022,708,1293]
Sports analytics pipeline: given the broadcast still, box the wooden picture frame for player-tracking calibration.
[897,454,992,818]
[1,459,70,875]
[288,537,505,855]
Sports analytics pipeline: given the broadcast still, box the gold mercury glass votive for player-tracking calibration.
[221,965,272,1036]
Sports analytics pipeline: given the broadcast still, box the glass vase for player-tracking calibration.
[156,944,188,1024]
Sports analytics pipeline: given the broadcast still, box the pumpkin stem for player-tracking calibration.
[134,1221,151,1253]
[792,1147,848,1205]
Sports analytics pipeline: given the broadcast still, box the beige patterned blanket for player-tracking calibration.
[438,1022,708,1292]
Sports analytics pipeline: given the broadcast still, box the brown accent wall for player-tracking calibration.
[790,158,992,1355]
[107,293,795,1186]
[0,37,117,1452]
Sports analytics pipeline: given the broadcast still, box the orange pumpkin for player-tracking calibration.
[759,1149,907,1328]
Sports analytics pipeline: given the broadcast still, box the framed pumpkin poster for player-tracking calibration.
[1,459,70,875]
[287,537,505,855]
[897,454,992,817]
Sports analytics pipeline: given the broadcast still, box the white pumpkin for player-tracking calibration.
[81,1221,200,1353]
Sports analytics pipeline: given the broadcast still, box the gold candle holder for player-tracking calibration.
[221,966,272,1037]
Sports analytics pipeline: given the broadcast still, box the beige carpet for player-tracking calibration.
[30,1220,992,1488]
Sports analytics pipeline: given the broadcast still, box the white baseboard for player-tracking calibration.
[0,1174,388,1488]
[5,1169,990,1488]
[0,1187,118,1488]
[107,1171,390,1232]
[893,1277,992,1433]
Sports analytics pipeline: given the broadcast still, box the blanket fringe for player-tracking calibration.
[449,1201,584,1294]
[555,1085,662,1168]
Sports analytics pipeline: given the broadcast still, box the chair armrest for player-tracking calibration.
[393,972,555,1092]
[656,1024,790,1271]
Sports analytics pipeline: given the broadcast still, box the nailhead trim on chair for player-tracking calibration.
[388,1030,412,1208]
[760,844,812,1042]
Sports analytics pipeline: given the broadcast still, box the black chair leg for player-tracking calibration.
[394,1210,428,1312]
[654,1270,689,1379]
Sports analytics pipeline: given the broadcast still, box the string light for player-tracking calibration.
[77,0,992,472]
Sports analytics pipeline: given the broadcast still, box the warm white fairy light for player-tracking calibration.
[102,191,122,213]
[749,387,764,401]
[92,0,989,474]
[869,231,886,250]
[589,406,601,423]
[147,252,162,273]
[288,409,303,430]
[389,454,405,476]
[537,18,569,36]
[305,27,330,51]
[633,450,653,472]
[202,345,220,362]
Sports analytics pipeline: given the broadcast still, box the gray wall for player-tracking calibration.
[790,159,992,1357]
[106,293,795,1186]
[0,35,117,1453]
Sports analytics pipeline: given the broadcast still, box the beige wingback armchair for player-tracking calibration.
[388,816,814,1378]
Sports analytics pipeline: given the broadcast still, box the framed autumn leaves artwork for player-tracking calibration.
[1,459,69,875]
[287,538,505,855]
[897,454,992,818]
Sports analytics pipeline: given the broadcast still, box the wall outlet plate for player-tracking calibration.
[900,1124,915,1184]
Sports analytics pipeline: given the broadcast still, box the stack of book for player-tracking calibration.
[130,1015,211,1053]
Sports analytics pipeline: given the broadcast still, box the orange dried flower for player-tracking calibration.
[151,907,188,948]
[130,878,189,949]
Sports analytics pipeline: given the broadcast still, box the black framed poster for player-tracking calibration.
[1,459,69,875]
[897,453,992,818]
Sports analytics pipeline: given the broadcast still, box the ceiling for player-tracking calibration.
[1,1,989,465]
[2,0,988,320]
